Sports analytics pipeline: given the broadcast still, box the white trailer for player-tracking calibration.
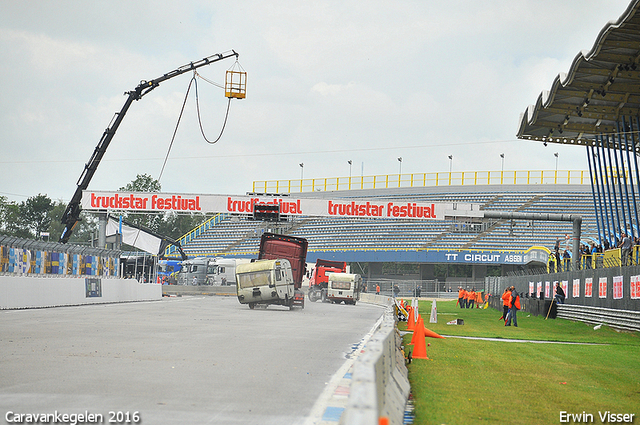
[235,259,296,309]
[327,273,361,305]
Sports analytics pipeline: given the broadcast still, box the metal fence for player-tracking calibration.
[487,265,640,311]
[253,169,590,194]
[363,279,465,298]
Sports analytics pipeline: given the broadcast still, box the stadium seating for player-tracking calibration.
[176,185,600,259]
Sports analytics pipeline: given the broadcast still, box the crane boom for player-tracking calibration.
[60,50,239,243]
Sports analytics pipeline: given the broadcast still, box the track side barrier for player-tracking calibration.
[0,275,161,309]
[340,295,410,425]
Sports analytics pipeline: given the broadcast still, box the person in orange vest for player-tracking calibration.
[505,286,520,327]
[467,288,476,309]
[376,284,380,295]
[457,287,466,309]
[499,287,510,321]
[475,290,483,308]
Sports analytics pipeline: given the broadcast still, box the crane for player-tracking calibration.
[60,50,240,243]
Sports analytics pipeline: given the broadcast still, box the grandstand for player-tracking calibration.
[172,171,598,280]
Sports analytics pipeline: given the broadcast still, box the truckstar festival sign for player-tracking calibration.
[81,191,480,220]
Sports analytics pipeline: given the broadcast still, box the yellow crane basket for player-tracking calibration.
[225,65,247,99]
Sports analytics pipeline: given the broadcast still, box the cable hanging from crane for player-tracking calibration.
[194,72,232,145]
[158,60,246,182]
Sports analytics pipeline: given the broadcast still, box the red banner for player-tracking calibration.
[80,190,479,221]
[585,277,593,298]
[598,277,607,299]
[613,276,623,300]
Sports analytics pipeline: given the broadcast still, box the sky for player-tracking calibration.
[0,0,634,204]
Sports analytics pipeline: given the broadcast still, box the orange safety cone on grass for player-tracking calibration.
[407,306,415,331]
[411,315,429,359]
[409,313,422,345]
[423,326,445,339]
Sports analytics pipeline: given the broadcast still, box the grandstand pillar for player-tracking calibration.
[471,264,486,281]
[98,212,107,249]
[420,264,435,280]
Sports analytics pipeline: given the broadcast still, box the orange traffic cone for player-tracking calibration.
[409,312,421,345]
[412,316,429,359]
[423,327,445,339]
[407,306,415,331]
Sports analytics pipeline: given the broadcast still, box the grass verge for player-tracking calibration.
[400,299,640,425]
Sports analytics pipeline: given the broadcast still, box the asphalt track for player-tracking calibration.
[0,296,384,425]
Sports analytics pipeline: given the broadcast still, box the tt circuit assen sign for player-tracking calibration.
[81,191,481,220]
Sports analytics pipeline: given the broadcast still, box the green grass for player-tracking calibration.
[400,299,640,425]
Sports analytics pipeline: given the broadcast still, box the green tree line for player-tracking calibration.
[0,174,207,247]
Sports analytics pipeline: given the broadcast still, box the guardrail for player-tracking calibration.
[164,213,229,258]
[556,304,640,332]
[253,169,590,194]
[340,295,410,425]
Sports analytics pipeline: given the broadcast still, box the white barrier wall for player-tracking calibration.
[0,275,162,309]
[341,296,410,425]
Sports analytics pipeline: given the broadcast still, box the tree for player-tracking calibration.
[119,174,161,193]
[157,212,208,241]
[47,202,97,244]
[21,194,54,238]
[0,196,31,238]
[118,174,162,231]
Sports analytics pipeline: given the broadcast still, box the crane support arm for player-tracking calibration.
[60,50,239,243]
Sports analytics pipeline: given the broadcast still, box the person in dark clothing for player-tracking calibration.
[555,282,566,304]
[505,286,519,327]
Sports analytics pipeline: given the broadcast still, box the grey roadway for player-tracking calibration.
[0,296,384,425]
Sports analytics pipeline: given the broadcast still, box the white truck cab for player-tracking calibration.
[327,272,361,305]
[236,259,295,309]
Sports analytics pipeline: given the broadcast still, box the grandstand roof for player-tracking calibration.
[516,0,640,150]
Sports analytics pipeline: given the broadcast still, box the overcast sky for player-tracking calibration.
[0,0,633,203]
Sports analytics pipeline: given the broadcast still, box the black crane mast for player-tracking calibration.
[60,50,239,243]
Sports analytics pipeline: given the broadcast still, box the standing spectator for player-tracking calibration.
[505,286,520,327]
[457,287,466,309]
[416,285,422,298]
[393,284,400,298]
[555,282,565,304]
[562,249,571,271]
[619,233,632,266]
[499,288,510,322]
[467,288,476,309]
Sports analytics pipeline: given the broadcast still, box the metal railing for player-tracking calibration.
[253,170,590,194]
[556,304,640,332]
[544,246,640,273]
[164,213,228,258]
